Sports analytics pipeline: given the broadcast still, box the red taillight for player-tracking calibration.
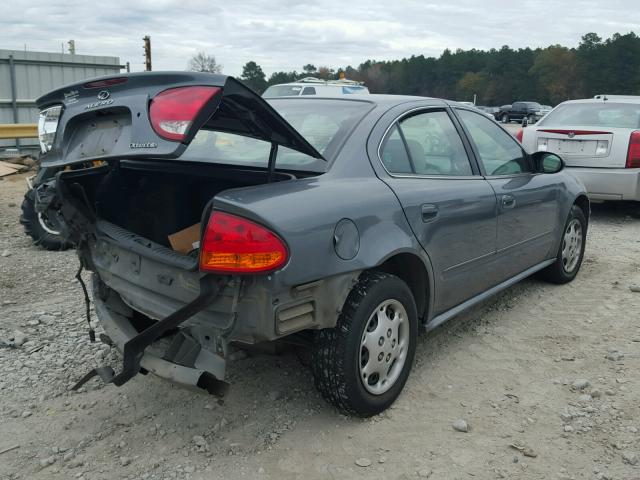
[199,212,288,274]
[149,86,221,141]
[515,128,523,143]
[627,131,640,168]
[84,77,128,88]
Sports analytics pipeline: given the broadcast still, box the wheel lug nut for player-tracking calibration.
[386,353,391,362]
[387,329,392,338]
[378,352,384,361]
[378,337,384,346]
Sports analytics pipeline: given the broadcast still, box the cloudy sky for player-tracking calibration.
[2,0,638,76]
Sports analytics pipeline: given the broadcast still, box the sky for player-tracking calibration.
[2,0,639,77]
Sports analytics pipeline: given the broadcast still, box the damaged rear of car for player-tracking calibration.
[39,72,373,400]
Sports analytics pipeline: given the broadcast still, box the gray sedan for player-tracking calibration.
[38,73,589,416]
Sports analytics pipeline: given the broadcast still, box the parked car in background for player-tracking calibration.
[37,72,589,416]
[262,76,369,98]
[495,102,550,124]
[518,95,640,204]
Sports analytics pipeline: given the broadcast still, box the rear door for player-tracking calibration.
[375,107,498,314]
[455,108,561,280]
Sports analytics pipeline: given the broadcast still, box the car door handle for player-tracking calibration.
[501,194,516,209]
[421,204,439,222]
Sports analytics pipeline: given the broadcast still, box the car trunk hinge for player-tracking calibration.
[267,142,278,183]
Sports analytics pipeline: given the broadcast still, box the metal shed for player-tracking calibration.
[0,49,125,151]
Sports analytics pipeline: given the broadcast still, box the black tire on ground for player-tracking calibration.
[312,271,418,417]
[539,205,587,284]
[501,113,509,123]
[19,190,72,251]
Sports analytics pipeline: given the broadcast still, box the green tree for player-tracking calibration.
[241,61,267,93]
[530,46,578,104]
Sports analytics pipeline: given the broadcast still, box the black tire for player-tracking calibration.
[312,271,418,417]
[501,113,509,123]
[539,205,587,284]
[19,190,72,251]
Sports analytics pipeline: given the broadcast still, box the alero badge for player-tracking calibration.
[130,142,158,149]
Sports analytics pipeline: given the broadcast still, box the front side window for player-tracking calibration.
[380,110,473,176]
[457,109,530,176]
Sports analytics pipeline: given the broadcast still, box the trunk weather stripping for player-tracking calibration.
[72,275,229,394]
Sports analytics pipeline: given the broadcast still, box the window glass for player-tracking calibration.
[457,109,530,175]
[261,85,302,97]
[380,125,413,174]
[301,87,316,95]
[539,103,640,129]
[181,99,372,172]
[398,110,473,175]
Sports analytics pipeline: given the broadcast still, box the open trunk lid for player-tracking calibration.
[37,72,323,167]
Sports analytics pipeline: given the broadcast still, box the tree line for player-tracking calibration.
[191,32,640,106]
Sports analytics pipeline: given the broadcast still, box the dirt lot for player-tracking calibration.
[1,172,640,480]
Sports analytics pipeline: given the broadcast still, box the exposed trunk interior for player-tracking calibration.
[62,159,300,249]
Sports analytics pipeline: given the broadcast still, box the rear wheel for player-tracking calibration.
[312,271,418,417]
[501,113,509,123]
[20,190,72,251]
[539,205,587,284]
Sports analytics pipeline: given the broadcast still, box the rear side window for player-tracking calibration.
[457,109,530,175]
[540,103,640,129]
[301,87,316,95]
[380,110,473,176]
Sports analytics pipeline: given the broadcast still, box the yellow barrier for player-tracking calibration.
[0,123,38,139]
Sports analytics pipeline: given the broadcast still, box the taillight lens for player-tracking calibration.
[626,131,640,168]
[149,86,221,141]
[515,128,523,143]
[200,212,288,274]
[37,105,62,153]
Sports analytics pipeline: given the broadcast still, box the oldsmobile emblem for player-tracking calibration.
[567,131,575,138]
[97,90,110,100]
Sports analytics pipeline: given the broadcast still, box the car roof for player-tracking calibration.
[559,97,640,105]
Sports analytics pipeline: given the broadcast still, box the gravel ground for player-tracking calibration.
[2,171,640,480]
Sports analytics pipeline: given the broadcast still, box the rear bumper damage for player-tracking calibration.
[74,274,231,396]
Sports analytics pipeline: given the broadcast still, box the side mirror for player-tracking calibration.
[531,151,564,174]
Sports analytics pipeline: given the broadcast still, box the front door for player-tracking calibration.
[455,108,560,280]
[377,108,498,315]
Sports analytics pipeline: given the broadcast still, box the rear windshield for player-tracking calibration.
[262,85,303,98]
[540,102,640,129]
[342,86,369,94]
[181,99,373,172]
